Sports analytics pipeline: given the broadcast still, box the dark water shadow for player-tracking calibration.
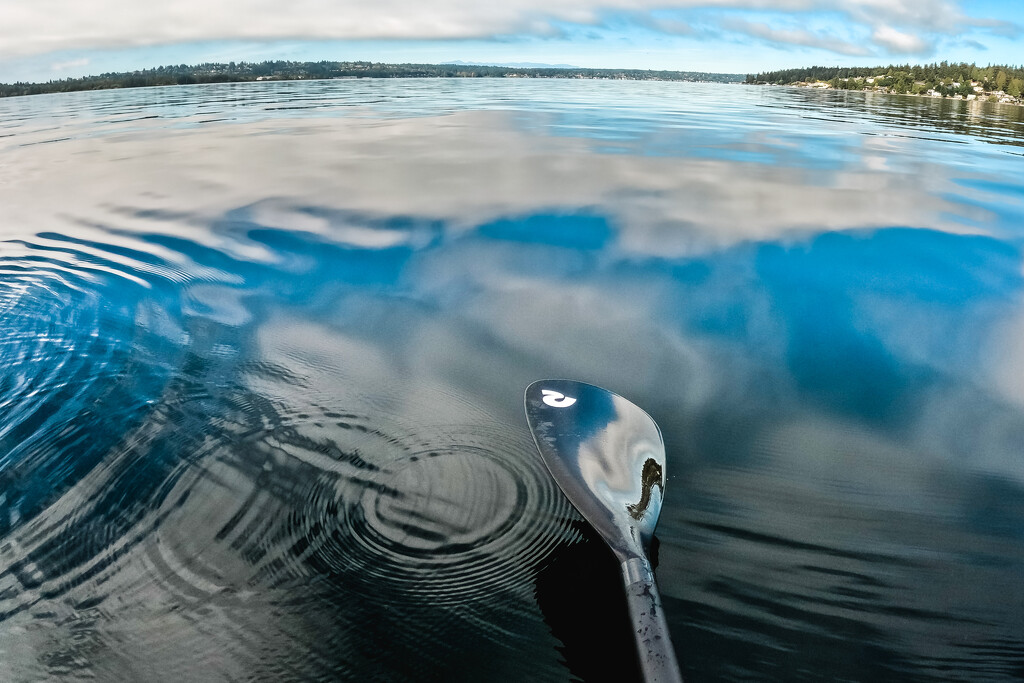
[534,521,646,683]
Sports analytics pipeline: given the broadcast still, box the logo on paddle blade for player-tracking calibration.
[541,389,577,408]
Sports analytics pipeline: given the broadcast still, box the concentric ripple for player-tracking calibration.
[184,403,573,610]
[329,437,567,605]
[362,448,524,555]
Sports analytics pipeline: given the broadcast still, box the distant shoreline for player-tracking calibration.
[752,81,1024,108]
[0,61,745,99]
[746,63,1024,109]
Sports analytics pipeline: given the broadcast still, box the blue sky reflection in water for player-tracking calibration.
[1,80,1024,681]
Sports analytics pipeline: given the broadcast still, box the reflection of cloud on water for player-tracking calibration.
[4,103,1005,440]
[4,101,1024,679]
[0,110,996,260]
[985,311,1024,409]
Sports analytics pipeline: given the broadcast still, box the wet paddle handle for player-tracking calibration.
[622,557,684,683]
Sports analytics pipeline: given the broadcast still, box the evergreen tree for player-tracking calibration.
[742,61,1024,101]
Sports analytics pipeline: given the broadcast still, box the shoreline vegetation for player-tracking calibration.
[0,61,743,98]
[746,62,1024,107]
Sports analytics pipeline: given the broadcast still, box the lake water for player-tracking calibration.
[1,79,1023,681]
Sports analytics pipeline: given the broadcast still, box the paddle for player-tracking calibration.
[525,379,683,683]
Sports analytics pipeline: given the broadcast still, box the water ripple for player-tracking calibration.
[4,81,1024,681]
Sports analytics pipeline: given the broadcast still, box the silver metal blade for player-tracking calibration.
[525,379,666,563]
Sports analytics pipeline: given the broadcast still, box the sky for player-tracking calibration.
[0,0,1021,83]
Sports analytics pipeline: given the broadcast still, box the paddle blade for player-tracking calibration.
[525,379,666,560]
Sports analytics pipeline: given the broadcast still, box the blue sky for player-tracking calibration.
[0,0,1020,83]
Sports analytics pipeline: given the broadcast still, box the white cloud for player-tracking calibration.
[0,0,1007,62]
[871,24,932,54]
[722,18,873,56]
[838,0,961,33]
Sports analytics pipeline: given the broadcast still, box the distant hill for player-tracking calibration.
[442,60,581,69]
[0,60,746,98]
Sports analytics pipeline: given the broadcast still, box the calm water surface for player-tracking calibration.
[1,80,1023,681]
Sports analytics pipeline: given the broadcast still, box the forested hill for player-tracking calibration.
[0,61,744,98]
[746,62,1024,99]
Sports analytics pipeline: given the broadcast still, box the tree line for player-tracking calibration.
[0,61,745,98]
[746,62,1024,99]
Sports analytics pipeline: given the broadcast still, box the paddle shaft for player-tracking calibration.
[622,557,683,683]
